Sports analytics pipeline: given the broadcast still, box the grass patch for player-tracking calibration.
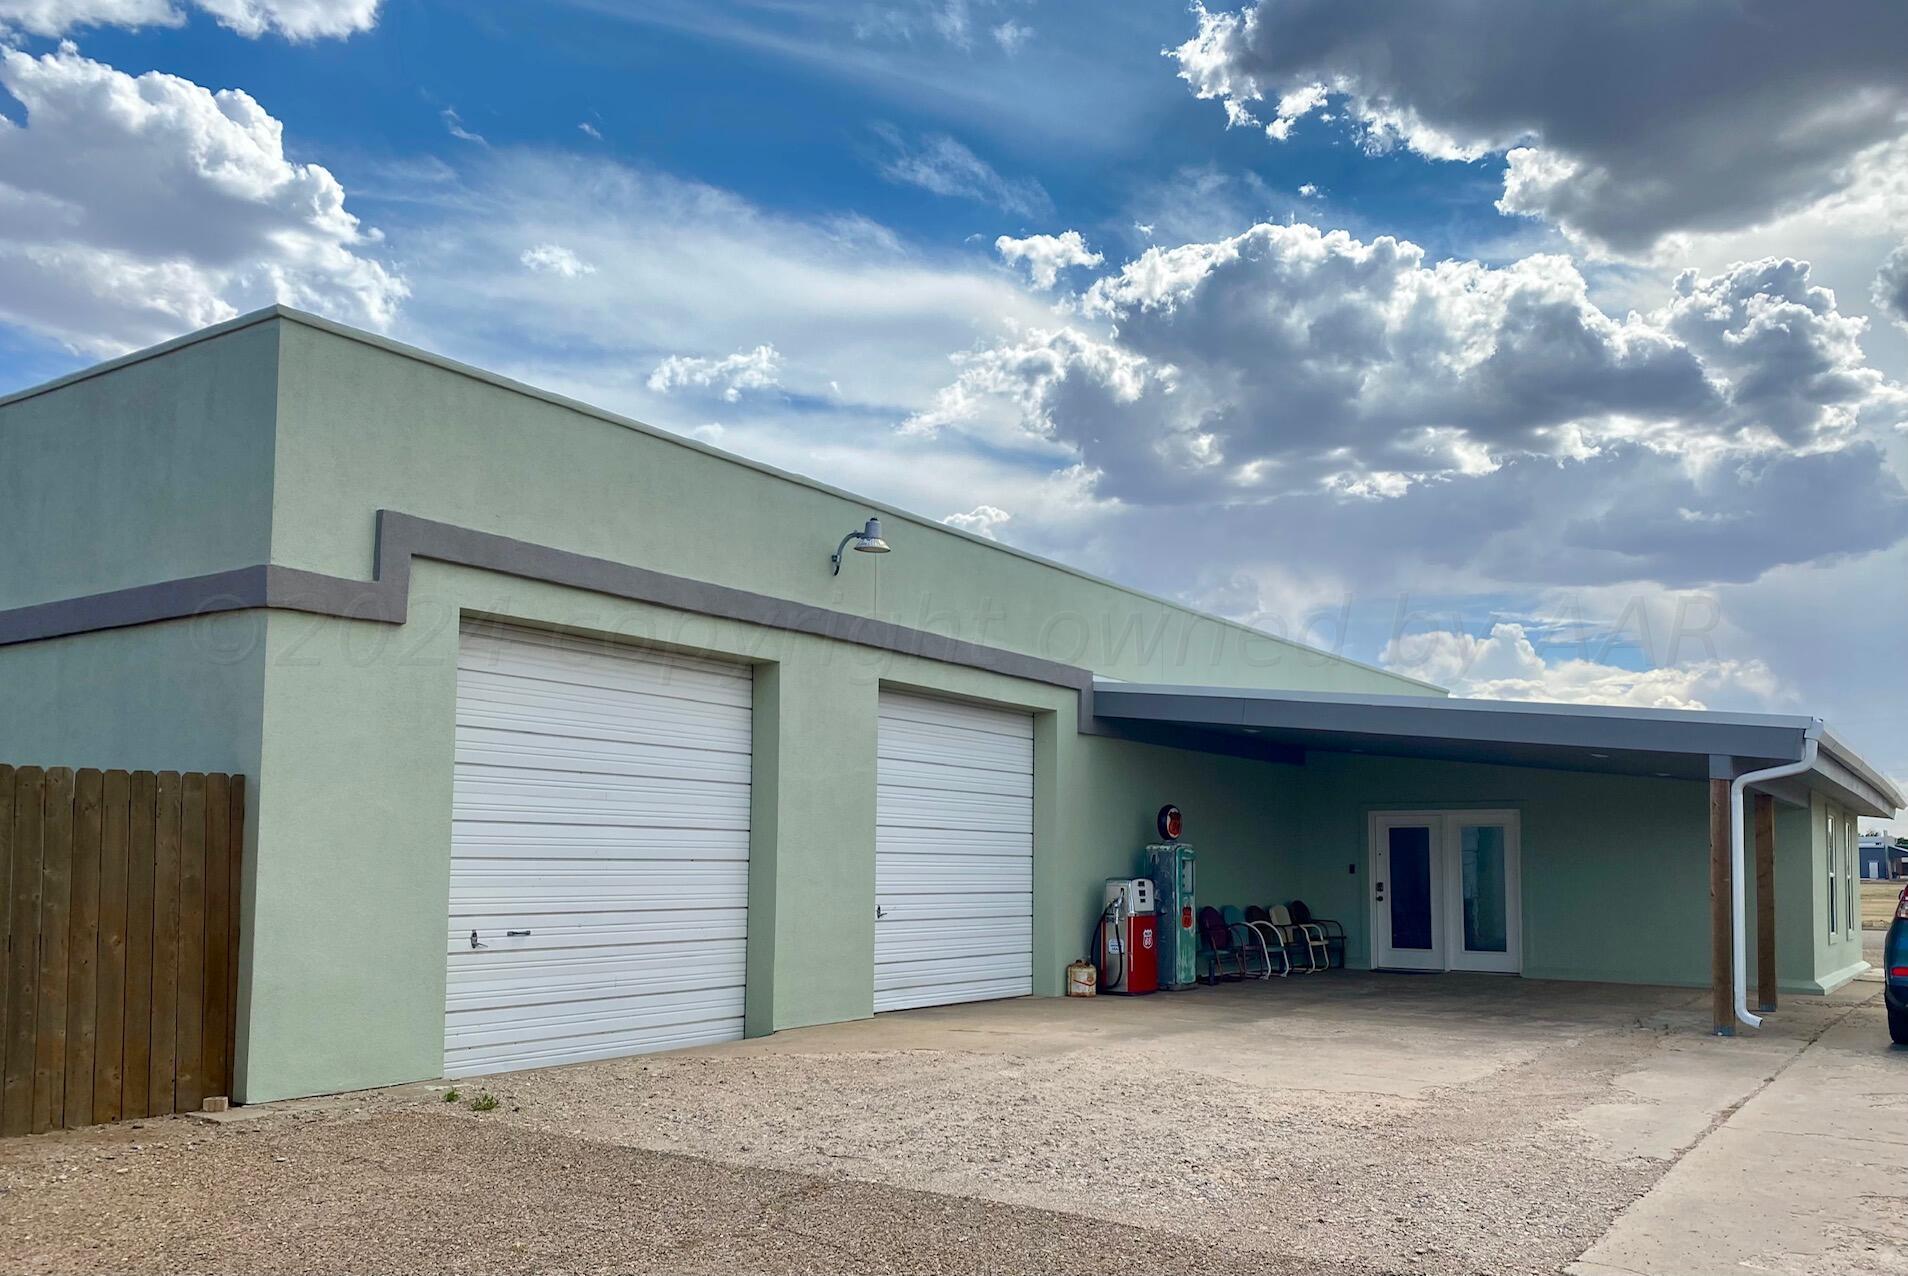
[469,1092,499,1112]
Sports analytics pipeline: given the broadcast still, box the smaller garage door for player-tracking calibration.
[446,621,752,1078]
[874,690,1034,1012]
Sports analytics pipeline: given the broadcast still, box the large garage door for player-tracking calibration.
[874,690,1033,1012]
[446,621,751,1077]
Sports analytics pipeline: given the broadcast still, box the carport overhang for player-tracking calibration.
[1090,681,1903,819]
[1093,680,1902,1036]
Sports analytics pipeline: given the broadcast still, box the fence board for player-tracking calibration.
[174,775,207,1113]
[94,771,130,1125]
[62,770,102,1129]
[2,768,41,1137]
[147,773,181,1120]
[0,768,11,1129]
[0,766,244,1136]
[122,773,156,1122]
[225,776,245,1097]
[201,773,231,1099]
[32,768,74,1134]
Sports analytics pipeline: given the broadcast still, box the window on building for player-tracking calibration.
[1827,810,1839,940]
[1845,814,1858,939]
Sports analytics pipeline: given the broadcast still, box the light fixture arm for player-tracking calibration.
[830,530,861,575]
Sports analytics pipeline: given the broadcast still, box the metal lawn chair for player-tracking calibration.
[1287,899,1345,969]
[1196,905,1247,983]
[1222,905,1276,979]
[1242,904,1294,977]
[1268,903,1329,973]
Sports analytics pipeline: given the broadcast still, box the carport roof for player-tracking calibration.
[1090,681,1903,818]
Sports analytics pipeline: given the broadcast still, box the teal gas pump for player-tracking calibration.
[1144,837,1197,992]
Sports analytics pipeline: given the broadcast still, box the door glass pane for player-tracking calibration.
[1460,824,1509,953]
[1388,825,1434,950]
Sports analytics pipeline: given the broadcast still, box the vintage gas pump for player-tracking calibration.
[1144,840,1197,991]
[1097,877,1159,995]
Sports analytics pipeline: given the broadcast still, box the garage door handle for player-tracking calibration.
[507,929,531,937]
[875,906,887,919]
[469,930,486,950]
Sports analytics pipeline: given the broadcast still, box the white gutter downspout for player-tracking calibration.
[1727,725,1820,1030]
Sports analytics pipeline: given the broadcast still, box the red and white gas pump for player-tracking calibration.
[1097,877,1159,995]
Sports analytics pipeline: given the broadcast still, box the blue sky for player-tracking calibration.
[2,0,1906,817]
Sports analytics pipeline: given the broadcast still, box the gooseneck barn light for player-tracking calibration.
[831,516,890,575]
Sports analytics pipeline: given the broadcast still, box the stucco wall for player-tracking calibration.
[267,319,1433,696]
[239,560,1304,1101]
[1289,755,1839,993]
[0,322,278,610]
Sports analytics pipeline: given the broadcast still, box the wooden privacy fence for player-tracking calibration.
[1,766,245,1136]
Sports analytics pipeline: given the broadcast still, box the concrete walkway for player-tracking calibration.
[1572,954,1908,1276]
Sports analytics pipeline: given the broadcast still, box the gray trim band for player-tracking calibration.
[0,510,1100,718]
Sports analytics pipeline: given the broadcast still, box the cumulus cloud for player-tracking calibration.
[870,125,1050,217]
[942,503,1011,539]
[994,230,1101,289]
[926,223,1906,495]
[1169,1,1908,255]
[0,43,404,355]
[1382,622,1782,710]
[646,344,783,402]
[911,221,1908,585]
[520,242,594,278]
[1876,243,1908,329]
[0,0,378,38]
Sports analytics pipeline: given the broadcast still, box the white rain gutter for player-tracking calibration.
[1728,725,1820,1030]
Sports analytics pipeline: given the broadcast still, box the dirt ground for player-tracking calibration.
[0,970,1898,1276]
[1864,879,1902,929]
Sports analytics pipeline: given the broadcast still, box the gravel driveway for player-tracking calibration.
[0,972,1879,1275]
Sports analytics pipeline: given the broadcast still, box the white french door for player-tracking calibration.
[1369,810,1521,974]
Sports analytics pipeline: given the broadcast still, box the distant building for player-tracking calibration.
[1861,834,1903,880]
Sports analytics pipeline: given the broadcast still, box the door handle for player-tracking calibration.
[506,930,531,937]
[469,930,486,950]
[875,905,888,919]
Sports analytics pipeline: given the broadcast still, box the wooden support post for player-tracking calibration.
[1755,792,1777,1013]
[1709,776,1733,1036]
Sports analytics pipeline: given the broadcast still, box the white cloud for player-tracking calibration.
[1297,182,1318,198]
[929,223,1908,497]
[942,503,1011,539]
[440,107,486,145]
[991,19,1029,53]
[0,0,377,38]
[913,222,1908,587]
[577,121,602,141]
[1877,243,1908,330]
[382,149,1054,431]
[1169,1,1908,257]
[646,344,783,402]
[1382,621,1782,711]
[870,124,1050,217]
[520,242,594,278]
[0,43,404,356]
[994,229,1101,289]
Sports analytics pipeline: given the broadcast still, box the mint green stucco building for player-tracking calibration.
[2,309,1897,1103]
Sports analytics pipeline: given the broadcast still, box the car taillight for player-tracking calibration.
[1896,888,1908,921]
[1892,966,1908,979]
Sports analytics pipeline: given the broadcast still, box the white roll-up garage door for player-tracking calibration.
[446,621,751,1077]
[874,690,1034,1012]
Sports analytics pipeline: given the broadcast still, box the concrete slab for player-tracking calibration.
[1569,995,1908,1276]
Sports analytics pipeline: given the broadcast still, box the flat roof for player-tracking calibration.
[1092,681,1903,818]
